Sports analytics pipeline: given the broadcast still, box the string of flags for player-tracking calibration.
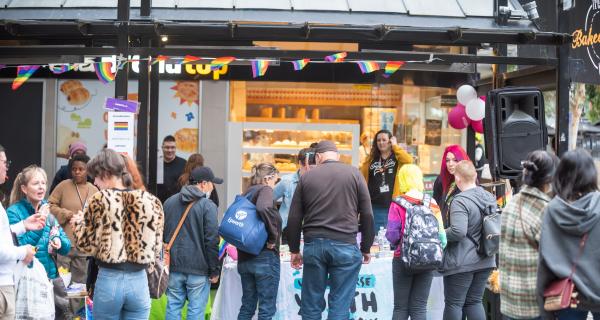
[1,52,442,90]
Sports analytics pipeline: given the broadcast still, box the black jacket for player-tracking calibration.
[163,185,220,277]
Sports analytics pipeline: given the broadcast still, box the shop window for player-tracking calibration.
[228,81,463,180]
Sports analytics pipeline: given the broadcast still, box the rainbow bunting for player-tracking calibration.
[0,64,6,70]
[93,62,116,84]
[85,296,94,320]
[251,60,270,78]
[355,61,380,74]
[324,52,347,63]
[218,238,228,259]
[12,65,40,91]
[291,59,310,71]
[382,61,405,78]
[152,55,169,65]
[49,64,74,75]
[210,56,235,71]
[181,55,201,64]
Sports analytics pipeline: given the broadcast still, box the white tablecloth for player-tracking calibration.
[211,256,444,320]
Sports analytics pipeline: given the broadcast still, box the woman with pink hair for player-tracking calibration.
[432,145,471,226]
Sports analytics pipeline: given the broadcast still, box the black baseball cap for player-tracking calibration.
[189,167,223,184]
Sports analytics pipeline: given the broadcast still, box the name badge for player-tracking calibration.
[380,185,390,193]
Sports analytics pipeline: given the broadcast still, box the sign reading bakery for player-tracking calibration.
[570,0,600,84]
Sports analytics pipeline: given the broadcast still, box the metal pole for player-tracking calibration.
[115,0,130,100]
[136,37,150,178]
[555,0,570,156]
[148,38,160,195]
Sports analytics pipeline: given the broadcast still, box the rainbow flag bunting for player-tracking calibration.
[12,65,40,90]
[218,238,228,259]
[49,64,74,75]
[382,61,405,78]
[355,61,380,74]
[324,52,347,63]
[93,62,116,84]
[0,64,6,70]
[85,296,94,320]
[181,55,201,64]
[251,60,270,78]
[291,59,310,71]
[152,55,169,65]
[210,56,235,71]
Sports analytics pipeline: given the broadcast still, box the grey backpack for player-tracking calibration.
[395,195,443,272]
[467,204,501,257]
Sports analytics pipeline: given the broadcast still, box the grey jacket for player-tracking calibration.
[163,185,220,277]
[537,192,600,316]
[441,186,497,275]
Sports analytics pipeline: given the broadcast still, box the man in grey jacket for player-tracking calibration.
[162,166,221,320]
[441,160,496,320]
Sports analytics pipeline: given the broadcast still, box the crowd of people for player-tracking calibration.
[1,131,600,320]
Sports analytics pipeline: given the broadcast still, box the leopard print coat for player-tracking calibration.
[73,189,164,266]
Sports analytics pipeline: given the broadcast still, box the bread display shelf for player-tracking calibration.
[242,147,353,154]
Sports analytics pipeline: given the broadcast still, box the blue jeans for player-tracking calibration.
[392,257,433,320]
[556,309,600,320]
[165,272,210,320]
[92,268,151,320]
[301,238,363,320]
[372,204,389,232]
[443,268,492,320]
[503,316,541,320]
[237,249,280,320]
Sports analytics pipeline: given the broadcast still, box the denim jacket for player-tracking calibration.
[273,171,300,229]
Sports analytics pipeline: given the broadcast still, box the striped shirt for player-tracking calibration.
[499,185,550,319]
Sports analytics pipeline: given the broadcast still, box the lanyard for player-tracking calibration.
[74,181,89,210]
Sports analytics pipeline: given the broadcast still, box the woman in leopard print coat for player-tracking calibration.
[71,149,163,320]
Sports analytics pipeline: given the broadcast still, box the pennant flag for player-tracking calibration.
[218,238,228,259]
[251,60,270,78]
[382,61,405,78]
[291,59,310,71]
[49,64,74,75]
[152,55,169,65]
[355,61,380,74]
[93,62,116,84]
[324,52,347,63]
[85,296,94,320]
[181,55,201,64]
[210,56,235,71]
[12,65,40,90]
[0,64,6,70]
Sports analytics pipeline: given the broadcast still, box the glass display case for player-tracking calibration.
[227,122,360,202]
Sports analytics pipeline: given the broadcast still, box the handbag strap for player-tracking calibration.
[569,233,588,279]
[165,201,196,251]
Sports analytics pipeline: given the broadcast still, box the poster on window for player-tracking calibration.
[425,119,442,146]
[56,80,139,169]
[156,80,201,182]
[107,112,135,158]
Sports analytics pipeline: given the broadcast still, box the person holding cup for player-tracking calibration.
[7,165,71,280]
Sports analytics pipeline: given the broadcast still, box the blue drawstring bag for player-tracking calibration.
[219,190,267,255]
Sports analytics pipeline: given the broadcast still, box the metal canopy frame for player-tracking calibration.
[0,0,571,188]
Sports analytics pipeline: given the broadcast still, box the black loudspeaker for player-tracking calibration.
[484,87,548,179]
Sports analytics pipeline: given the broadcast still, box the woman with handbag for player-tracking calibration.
[70,149,164,320]
[537,149,600,320]
[237,163,282,320]
[499,150,558,320]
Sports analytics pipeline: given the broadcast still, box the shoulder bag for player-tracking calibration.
[147,200,196,299]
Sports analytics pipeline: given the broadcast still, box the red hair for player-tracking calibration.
[121,154,146,191]
[440,145,470,194]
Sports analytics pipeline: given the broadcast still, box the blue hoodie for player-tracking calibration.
[7,198,71,279]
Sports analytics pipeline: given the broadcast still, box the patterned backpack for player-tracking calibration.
[395,194,443,272]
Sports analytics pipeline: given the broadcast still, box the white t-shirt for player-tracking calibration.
[0,203,27,286]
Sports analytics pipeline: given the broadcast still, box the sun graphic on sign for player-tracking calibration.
[170,81,199,106]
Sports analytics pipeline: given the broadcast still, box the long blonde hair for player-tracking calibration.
[10,165,47,205]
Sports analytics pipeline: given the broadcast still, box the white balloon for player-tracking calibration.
[465,98,486,121]
[457,85,477,106]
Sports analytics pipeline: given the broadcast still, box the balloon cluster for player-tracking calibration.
[448,85,485,133]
